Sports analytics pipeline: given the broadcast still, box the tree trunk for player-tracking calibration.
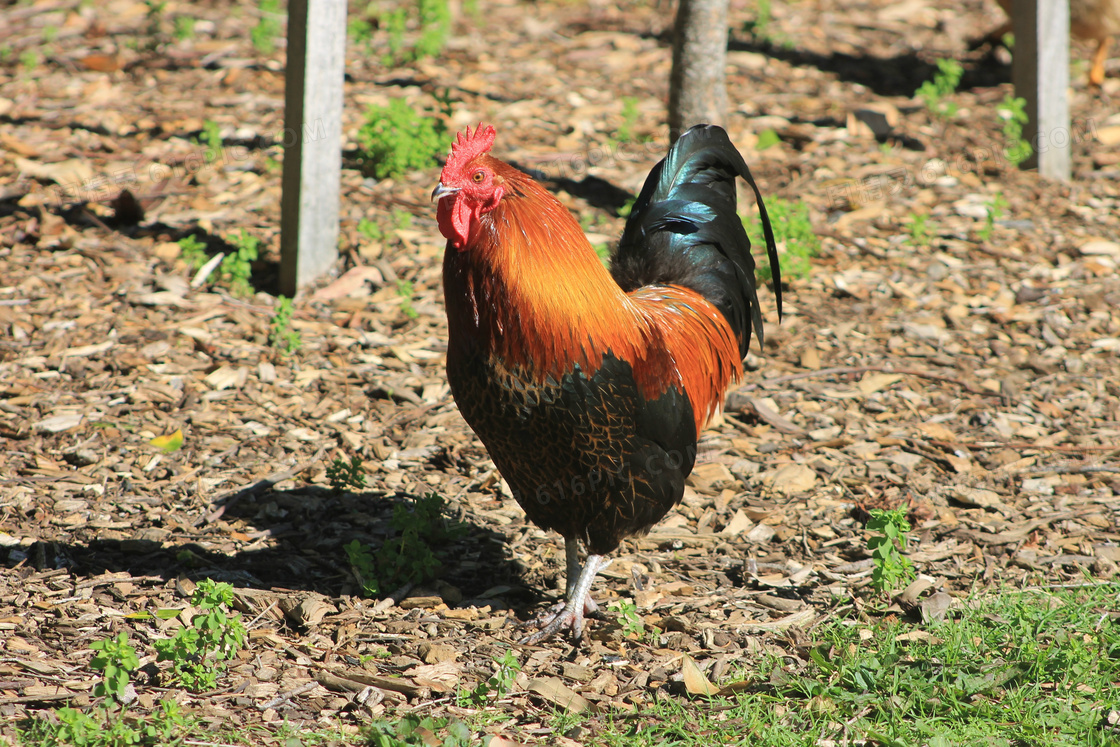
[668,0,730,143]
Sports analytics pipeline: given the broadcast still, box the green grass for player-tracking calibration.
[744,197,820,283]
[558,582,1120,746]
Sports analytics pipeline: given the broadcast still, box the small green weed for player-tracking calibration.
[393,208,413,230]
[20,632,192,747]
[42,25,60,43]
[220,229,259,297]
[356,99,446,180]
[344,493,465,598]
[251,0,282,54]
[153,579,246,692]
[464,649,521,705]
[196,119,222,154]
[916,58,963,119]
[383,7,408,62]
[177,234,208,272]
[414,0,451,60]
[267,295,300,354]
[617,96,640,143]
[907,211,932,247]
[609,597,645,637]
[978,191,1008,241]
[997,93,1033,166]
[744,198,819,283]
[173,15,196,41]
[89,632,140,702]
[326,455,366,493]
[357,217,384,242]
[378,0,451,63]
[19,49,40,71]
[865,506,914,594]
[744,0,772,40]
[365,715,471,747]
[396,279,418,319]
[348,17,375,49]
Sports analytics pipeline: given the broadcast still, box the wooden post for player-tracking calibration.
[668,0,730,143]
[1011,0,1070,180]
[279,0,347,295]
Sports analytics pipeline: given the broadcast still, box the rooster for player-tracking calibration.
[433,124,781,643]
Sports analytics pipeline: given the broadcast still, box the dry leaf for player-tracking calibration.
[858,372,903,395]
[35,413,84,433]
[763,463,817,495]
[311,265,385,301]
[149,429,184,453]
[681,655,718,696]
[951,486,1004,508]
[15,157,95,187]
[720,509,753,536]
[527,677,589,713]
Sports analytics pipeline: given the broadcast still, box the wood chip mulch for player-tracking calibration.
[1,0,1118,743]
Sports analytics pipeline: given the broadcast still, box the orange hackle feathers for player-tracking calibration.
[441,154,741,435]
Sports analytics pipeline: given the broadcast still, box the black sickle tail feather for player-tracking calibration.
[611,124,782,357]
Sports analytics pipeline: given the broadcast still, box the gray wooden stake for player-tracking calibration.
[1011,0,1070,180]
[279,0,347,295]
[668,0,730,143]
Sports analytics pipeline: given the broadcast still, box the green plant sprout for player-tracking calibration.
[177,234,207,272]
[345,493,465,598]
[866,506,914,594]
[755,129,781,150]
[89,632,140,702]
[220,230,259,297]
[907,212,932,247]
[744,198,819,283]
[153,579,247,692]
[327,455,366,493]
[251,0,282,54]
[609,597,645,637]
[396,279,419,319]
[997,94,1033,166]
[268,295,300,354]
[356,99,446,180]
[978,191,1008,241]
[617,97,639,143]
[916,58,963,119]
[465,649,521,705]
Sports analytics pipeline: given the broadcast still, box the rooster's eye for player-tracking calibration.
[472,171,485,183]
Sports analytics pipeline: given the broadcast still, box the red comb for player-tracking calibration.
[444,124,497,175]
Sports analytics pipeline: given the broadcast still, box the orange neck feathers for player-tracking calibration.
[441,159,742,433]
[442,160,643,373]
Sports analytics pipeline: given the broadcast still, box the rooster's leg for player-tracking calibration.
[564,538,581,600]
[521,547,607,644]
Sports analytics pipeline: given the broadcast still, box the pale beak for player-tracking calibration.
[431,183,459,201]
